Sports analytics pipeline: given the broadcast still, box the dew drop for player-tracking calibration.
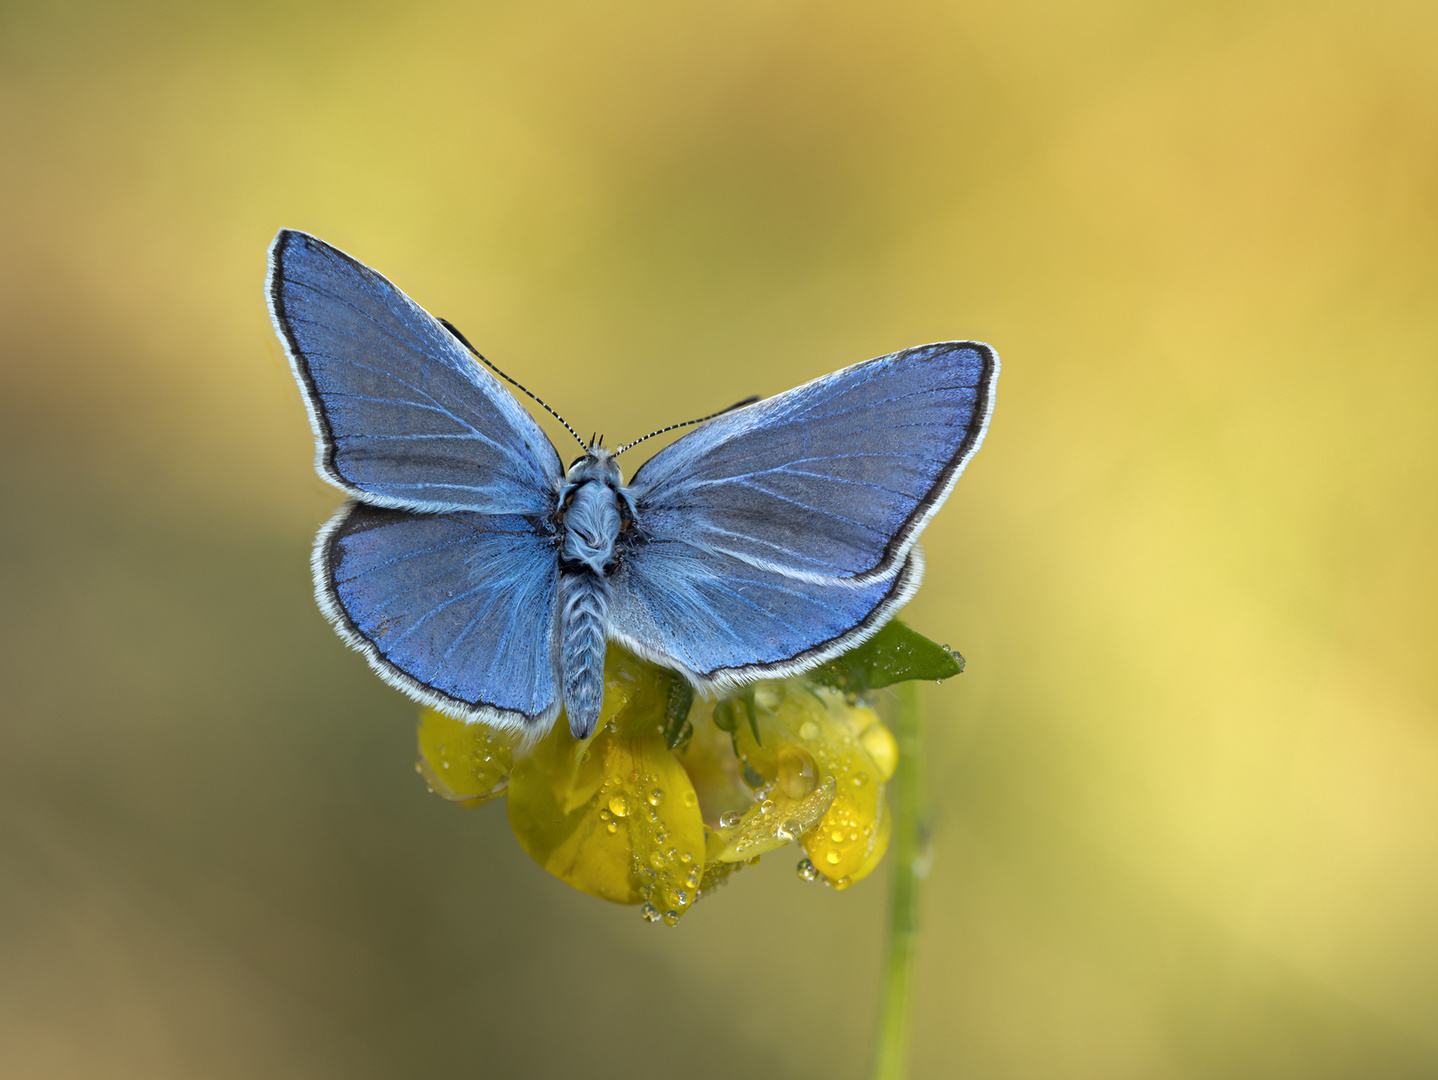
[826,851,841,865]
[799,720,820,741]
[648,789,664,806]
[671,889,688,907]
[745,855,762,866]
[776,745,818,799]
[608,794,630,818]
[606,821,618,834]
[641,902,662,923]
[662,910,680,927]
[778,818,803,842]
[831,829,845,843]
[796,858,820,882]
[685,868,701,889]
[649,851,666,871]
[719,811,742,829]
[760,799,776,815]
[853,774,868,787]
[682,790,698,808]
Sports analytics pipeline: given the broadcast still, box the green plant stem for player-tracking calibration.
[871,680,924,1080]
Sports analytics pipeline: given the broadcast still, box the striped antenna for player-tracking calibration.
[439,318,587,450]
[614,395,761,457]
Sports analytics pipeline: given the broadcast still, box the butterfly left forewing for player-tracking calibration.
[269,229,562,515]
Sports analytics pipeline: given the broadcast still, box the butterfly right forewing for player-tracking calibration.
[624,342,998,584]
[612,342,997,688]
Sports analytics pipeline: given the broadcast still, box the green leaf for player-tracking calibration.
[660,676,696,751]
[808,619,963,694]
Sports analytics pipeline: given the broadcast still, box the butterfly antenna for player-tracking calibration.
[614,394,761,456]
[440,318,587,450]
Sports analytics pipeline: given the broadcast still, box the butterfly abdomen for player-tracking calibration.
[558,571,609,738]
[555,452,630,737]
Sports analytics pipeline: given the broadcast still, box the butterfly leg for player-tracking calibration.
[558,570,610,738]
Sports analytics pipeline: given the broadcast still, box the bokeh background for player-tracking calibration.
[3,1,1436,1076]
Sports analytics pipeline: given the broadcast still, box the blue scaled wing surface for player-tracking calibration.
[317,503,561,728]
[269,229,565,728]
[614,342,998,688]
[268,229,562,514]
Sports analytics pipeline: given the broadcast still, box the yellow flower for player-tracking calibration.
[416,645,898,923]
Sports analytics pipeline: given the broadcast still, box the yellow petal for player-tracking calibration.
[674,698,754,828]
[507,717,636,903]
[505,652,706,917]
[731,683,894,885]
[846,794,894,887]
[416,707,516,807]
[712,774,837,862]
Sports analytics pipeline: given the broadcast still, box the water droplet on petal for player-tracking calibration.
[796,858,820,882]
[798,720,819,741]
[671,889,688,907]
[641,903,661,923]
[648,789,664,806]
[776,745,818,799]
[682,790,697,808]
[719,811,742,829]
[662,910,680,927]
[778,818,803,842]
[606,821,618,834]
[608,794,629,818]
[760,799,775,815]
[826,851,841,865]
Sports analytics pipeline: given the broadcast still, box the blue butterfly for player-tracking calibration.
[267,230,999,740]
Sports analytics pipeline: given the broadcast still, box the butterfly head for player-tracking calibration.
[564,447,624,488]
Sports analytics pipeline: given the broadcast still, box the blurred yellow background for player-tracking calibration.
[2,1,1436,1076]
